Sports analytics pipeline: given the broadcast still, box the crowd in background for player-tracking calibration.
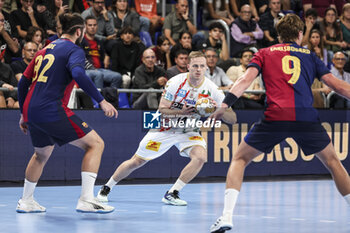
[0,0,350,110]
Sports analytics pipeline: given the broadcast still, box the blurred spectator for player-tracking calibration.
[301,8,319,46]
[110,0,143,36]
[340,3,350,47]
[170,31,193,65]
[230,4,263,57]
[81,0,117,51]
[166,49,188,79]
[329,51,350,108]
[280,0,290,11]
[25,26,44,49]
[303,0,336,19]
[11,0,46,40]
[196,21,229,61]
[82,16,122,89]
[204,47,232,90]
[230,0,259,21]
[203,0,234,27]
[2,0,17,14]
[110,26,145,88]
[0,0,18,38]
[320,7,347,58]
[41,0,68,37]
[131,0,162,37]
[226,48,264,109]
[132,48,167,109]
[0,11,19,63]
[259,0,283,47]
[152,35,172,70]
[306,29,329,67]
[163,0,203,46]
[10,41,36,81]
[253,0,268,15]
[0,61,17,108]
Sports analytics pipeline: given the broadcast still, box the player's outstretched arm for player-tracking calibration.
[321,73,350,100]
[221,108,237,124]
[100,99,118,118]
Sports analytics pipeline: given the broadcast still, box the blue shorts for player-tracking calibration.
[27,114,92,147]
[244,121,331,155]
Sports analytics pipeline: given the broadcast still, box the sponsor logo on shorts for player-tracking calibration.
[189,136,203,141]
[146,140,161,152]
[82,122,88,128]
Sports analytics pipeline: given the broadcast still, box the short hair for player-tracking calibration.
[239,48,254,58]
[175,49,189,58]
[305,8,318,18]
[25,26,44,43]
[276,14,304,43]
[119,26,134,36]
[23,41,38,50]
[208,22,225,32]
[85,15,97,23]
[204,47,217,54]
[179,31,192,40]
[157,35,169,46]
[59,13,84,35]
[188,51,205,62]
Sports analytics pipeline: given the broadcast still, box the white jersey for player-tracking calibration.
[160,72,225,132]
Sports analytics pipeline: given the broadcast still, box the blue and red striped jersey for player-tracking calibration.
[22,39,85,123]
[248,42,330,122]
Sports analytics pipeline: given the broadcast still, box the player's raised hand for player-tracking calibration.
[100,99,118,119]
[209,103,227,121]
[19,114,28,134]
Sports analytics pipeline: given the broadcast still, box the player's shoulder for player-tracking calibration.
[167,72,188,86]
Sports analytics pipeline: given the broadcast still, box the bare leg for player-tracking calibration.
[178,146,207,183]
[0,91,6,108]
[316,143,350,196]
[25,146,55,182]
[111,155,147,182]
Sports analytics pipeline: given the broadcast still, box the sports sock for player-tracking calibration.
[105,177,118,190]
[344,193,350,205]
[22,178,37,200]
[169,179,186,193]
[223,188,240,217]
[80,171,97,201]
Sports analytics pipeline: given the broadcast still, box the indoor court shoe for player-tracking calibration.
[16,198,46,213]
[96,185,110,202]
[210,215,233,233]
[162,190,187,206]
[76,198,114,213]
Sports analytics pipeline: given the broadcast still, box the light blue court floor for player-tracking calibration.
[1,180,350,233]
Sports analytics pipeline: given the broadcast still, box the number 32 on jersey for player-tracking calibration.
[32,54,55,83]
[282,55,301,84]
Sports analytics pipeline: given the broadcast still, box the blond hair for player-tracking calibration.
[276,14,304,43]
[188,51,205,63]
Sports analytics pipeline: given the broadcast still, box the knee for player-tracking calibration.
[89,135,105,152]
[34,152,50,164]
[130,155,147,168]
[190,149,207,164]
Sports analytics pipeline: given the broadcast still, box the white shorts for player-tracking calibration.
[135,130,207,160]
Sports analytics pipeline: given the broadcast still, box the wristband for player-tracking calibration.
[185,18,189,22]
[223,92,238,107]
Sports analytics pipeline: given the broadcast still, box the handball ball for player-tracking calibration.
[195,97,215,117]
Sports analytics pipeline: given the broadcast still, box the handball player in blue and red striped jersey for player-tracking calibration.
[16,13,118,214]
[210,14,350,232]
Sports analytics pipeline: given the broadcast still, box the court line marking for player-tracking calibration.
[52,207,68,209]
[290,218,306,221]
[319,220,336,223]
[143,210,158,213]
[261,216,276,219]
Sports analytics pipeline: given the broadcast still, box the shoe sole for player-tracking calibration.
[161,197,187,206]
[211,225,232,233]
[16,209,46,213]
[76,209,114,214]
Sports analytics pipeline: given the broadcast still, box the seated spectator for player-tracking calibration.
[0,11,20,63]
[196,21,229,61]
[10,41,37,81]
[230,0,259,21]
[259,0,283,47]
[226,48,264,109]
[0,61,17,108]
[11,0,46,40]
[303,0,336,20]
[204,47,232,90]
[109,0,144,36]
[329,51,350,108]
[41,0,69,37]
[230,4,263,57]
[203,0,234,27]
[321,7,347,59]
[110,26,145,88]
[2,0,17,14]
[254,0,268,15]
[82,15,122,89]
[302,8,319,46]
[166,49,188,79]
[163,0,203,46]
[0,0,18,38]
[152,35,172,70]
[306,29,329,67]
[25,26,44,49]
[170,31,193,66]
[132,48,167,109]
[340,3,350,48]
[311,79,331,108]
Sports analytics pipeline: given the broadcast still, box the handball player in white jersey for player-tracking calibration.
[97,51,236,205]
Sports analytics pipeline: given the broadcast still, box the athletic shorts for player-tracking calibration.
[135,130,207,160]
[244,121,331,155]
[27,114,92,147]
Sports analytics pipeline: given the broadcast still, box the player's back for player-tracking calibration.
[249,42,330,121]
[23,39,85,122]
